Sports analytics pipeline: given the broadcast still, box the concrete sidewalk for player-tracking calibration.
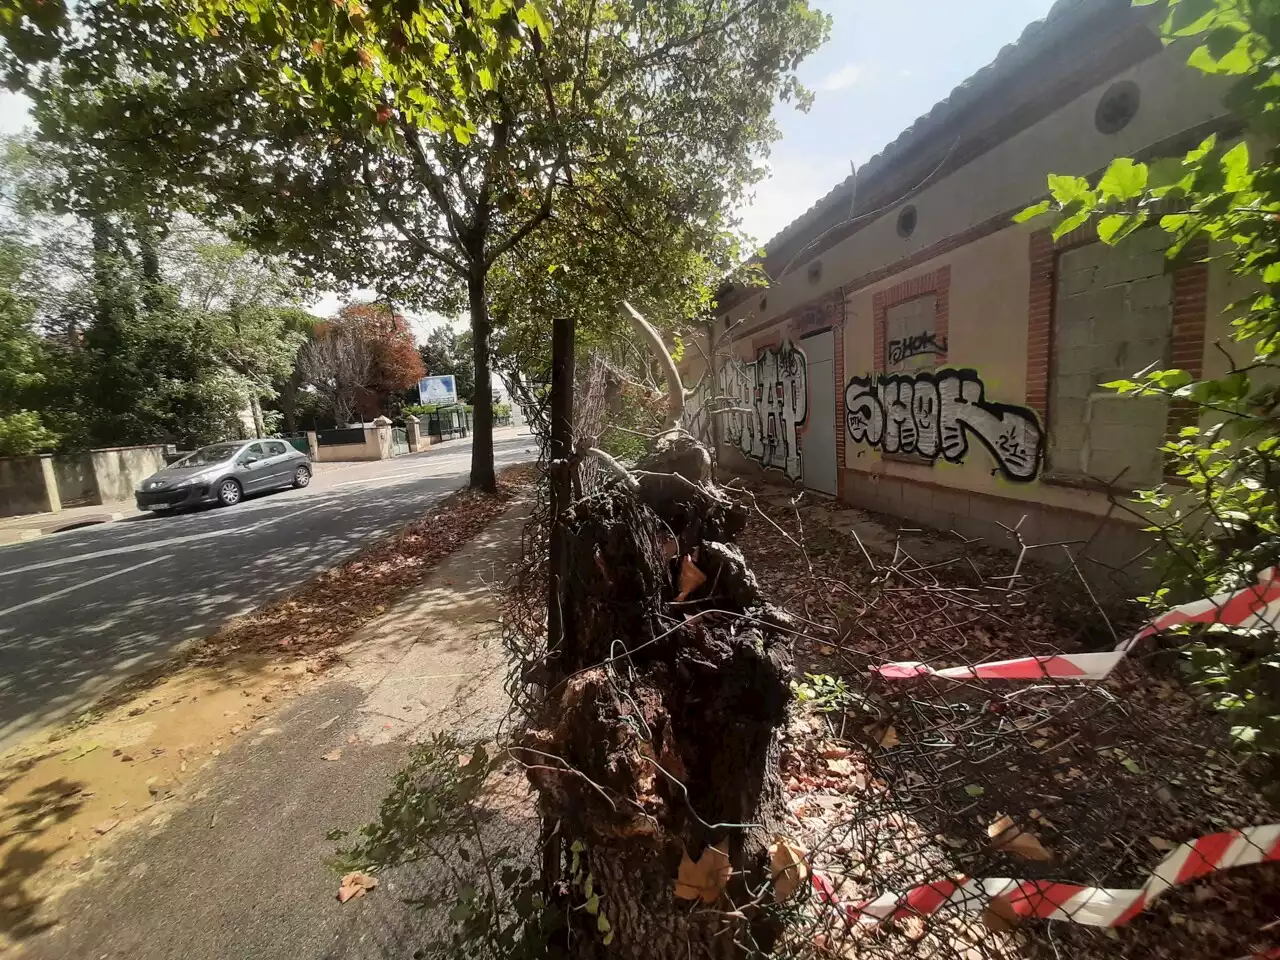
[17,500,530,960]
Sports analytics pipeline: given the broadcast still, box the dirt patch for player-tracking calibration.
[0,465,534,953]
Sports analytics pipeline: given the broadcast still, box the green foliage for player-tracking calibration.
[789,673,855,713]
[1020,0,1280,760]
[418,325,476,403]
[336,733,563,959]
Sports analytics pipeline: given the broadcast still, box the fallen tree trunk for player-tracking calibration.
[520,435,796,959]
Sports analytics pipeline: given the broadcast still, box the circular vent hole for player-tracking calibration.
[1096,80,1140,135]
[896,205,918,239]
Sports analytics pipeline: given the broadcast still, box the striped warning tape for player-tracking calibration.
[810,824,1280,928]
[873,567,1280,682]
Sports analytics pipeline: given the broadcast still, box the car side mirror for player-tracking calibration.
[241,455,261,465]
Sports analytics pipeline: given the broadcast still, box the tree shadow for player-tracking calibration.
[0,776,88,942]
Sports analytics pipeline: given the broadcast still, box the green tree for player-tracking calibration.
[1019,0,1280,756]
[1,0,829,491]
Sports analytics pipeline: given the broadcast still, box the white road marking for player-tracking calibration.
[0,556,169,617]
[330,470,421,488]
[0,503,330,579]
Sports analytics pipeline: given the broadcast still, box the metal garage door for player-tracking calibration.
[801,329,837,495]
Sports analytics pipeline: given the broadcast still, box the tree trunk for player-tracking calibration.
[249,394,265,438]
[281,369,301,435]
[467,270,497,493]
[521,439,793,959]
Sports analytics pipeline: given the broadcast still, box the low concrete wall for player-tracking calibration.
[88,445,168,504]
[314,441,381,463]
[0,455,60,518]
[52,454,98,507]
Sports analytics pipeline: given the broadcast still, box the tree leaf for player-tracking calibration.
[1221,141,1251,191]
[1013,199,1051,223]
[1098,157,1149,201]
[1097,212,1147,244]
[674,840,731,903]
[337,871,378,903]
[987,814,1053,862]
[768,836,809,902]
[877,726,900,748]
[1047,174,1091,205]
[964,784,985,797]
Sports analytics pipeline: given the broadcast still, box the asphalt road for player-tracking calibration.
[0,430,535,750]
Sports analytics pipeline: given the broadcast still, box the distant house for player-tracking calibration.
[687,0,1239,576]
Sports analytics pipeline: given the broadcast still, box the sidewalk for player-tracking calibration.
[0,501,136,545]
[13,498,529,960]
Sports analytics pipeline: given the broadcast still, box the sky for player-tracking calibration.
[0,0,1060,327]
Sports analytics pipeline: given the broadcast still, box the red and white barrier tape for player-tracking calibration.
[873,567,1280,683]
[811,824,1280,928]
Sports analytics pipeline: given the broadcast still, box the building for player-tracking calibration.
[686,0,1243,579]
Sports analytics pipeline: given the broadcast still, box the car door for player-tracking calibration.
[236,442,272,491]
[261,440,294,487]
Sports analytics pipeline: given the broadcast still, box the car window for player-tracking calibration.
[264,441,289,456]
[240,442,266,461]
[180,443,240,466]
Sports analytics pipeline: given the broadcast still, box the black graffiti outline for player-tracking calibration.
[844,368,1044,482]
[886,330,948,367]
[752,341,808,479]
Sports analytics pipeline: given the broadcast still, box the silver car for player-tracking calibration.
[135,439,313,511]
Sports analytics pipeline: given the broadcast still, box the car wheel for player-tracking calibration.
[292,464,312,488]
[216,478,243,507]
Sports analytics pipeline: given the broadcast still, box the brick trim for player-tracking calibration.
[872,265,951,374]
[1024,225,1101,421]
[1165,238,1210,465]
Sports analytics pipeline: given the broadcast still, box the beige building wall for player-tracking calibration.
[703,26,1239,576]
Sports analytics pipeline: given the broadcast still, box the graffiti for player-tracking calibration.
[683,342,809,480]
[886,331,947,367]
[844,368,1043,481]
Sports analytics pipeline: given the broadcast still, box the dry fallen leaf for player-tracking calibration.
[826,757,855,776]
[987,814,1052,862]
[321,749,342,762]
[768,837,809,902]
[820,743,852,760]
[877,726,901,748]
[981,896,1022,933]
[674,556,708,602]
[1148,836,1176,852]
[674,840,731,903]
[337,871,378,903]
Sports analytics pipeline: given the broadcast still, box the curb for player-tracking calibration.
[0,511,127,546]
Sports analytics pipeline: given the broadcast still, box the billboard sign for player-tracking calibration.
[418,375,458,406]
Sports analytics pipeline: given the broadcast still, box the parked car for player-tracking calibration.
[135,439,312,511]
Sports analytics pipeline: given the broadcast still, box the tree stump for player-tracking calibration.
[521,438,795,958]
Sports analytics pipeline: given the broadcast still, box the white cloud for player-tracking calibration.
[819,62,867,92]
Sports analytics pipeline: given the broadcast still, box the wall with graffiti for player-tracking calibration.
[684,341,809,480]
[844,368,1043,481]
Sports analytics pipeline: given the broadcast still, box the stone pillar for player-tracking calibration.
[305,430,319,460]
[40,455,62,514]
[406,419,423,452]
[372,415,393,460]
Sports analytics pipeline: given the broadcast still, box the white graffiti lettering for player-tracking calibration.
[683,342,808,480]
[843,369,1043,481]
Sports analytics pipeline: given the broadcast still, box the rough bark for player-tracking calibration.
[468,271,497,493]
[522,436,793,959]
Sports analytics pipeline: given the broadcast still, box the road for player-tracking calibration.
[0,430,535,750]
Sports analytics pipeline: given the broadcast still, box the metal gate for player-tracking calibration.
[800,329,838,495]
[391,427,409,457]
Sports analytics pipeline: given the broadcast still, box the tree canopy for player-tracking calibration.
[1,0,829,489]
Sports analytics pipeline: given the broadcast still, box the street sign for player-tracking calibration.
[418,374,458,406]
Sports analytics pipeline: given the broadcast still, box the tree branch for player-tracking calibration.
[360,152,466,275]
[622,300,684,430]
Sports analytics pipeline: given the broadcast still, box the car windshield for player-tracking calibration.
[178,443,242,467]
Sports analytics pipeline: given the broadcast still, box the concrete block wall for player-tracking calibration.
[1048,231,1174,489]
[0,455,60,518]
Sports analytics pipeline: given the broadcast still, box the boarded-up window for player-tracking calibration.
[1048,231,1171,488]
[885,295,943,374]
